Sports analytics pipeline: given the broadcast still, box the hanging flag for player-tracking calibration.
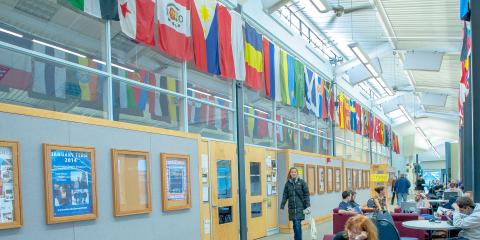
[159,76,179,124]
[0,32,32,90]
[253,111,269,138]
[356,103,361,135]
[338,92,345,129]
[460,0,471,21]
[350,99,356,131]
[274,45,281,102]
[329,84,334,122]
[191,0,220,74]
[294,59,305,108]
[321,79,328,121]
[304,67,320,117]
[459,22,471,125]
[344,96,351,131]
[118,0,155,46]
[68,0,119,20]
[157,0,192,60]
[31,43,67,99]
[280,51,295,106]
[362,108,368,137]
[217,4,235,79]
[230,11,245,81]
[263,38,276,99]
[244,23,263,91]
[369,112,374,140]
[276,114,284,143]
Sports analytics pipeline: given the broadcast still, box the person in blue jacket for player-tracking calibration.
[395,173,411,206]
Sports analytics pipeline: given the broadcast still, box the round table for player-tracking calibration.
[402,220,459,240]
[428,199,449,203]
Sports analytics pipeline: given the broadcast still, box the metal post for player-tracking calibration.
[331,79,337,156]
[471,0,480,201]
[273,99,277,149]
[105,20,113,121]
[296,107,301,150]
[182,62,188,132]
[445,142,451,182]
[369,90,373,164]
[235,81,247,240]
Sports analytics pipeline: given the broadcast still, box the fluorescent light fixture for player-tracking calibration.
[214,95,232,103]
[365,64,379,77]
[188,88,211,97]
[351,46,369,64]
[384,87,394,96]
[376,77,387,88]
[398,105,414,125]
[311,0,329,12]
[0,27,23,38]
[32,39,86,58]
[92,59,135,73]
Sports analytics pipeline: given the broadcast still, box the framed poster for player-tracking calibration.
[346,168,352,190]
[334,167,341,192]
[293,163,305,180]
[352,169,357,190]
[326,167,334,192]
[0,141,22,229]
[161,153,191,211]
[361,170,365,189]
[365,170,370,188]
[317,166,325,194]
[306,165,316,195]
[43,144,97,224]
[112,149,151,216]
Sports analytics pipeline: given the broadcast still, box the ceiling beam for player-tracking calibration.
[415,86,458,96]
[264,0,291,14]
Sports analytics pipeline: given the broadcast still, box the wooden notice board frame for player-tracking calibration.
[326,167,334,193]
[0,141,22,229]
[43,144,97,224]
[160,153,191,211]
[111,149,152,216]
[317,165,325,194]
[306,164,316,195]
[334,167,341,192]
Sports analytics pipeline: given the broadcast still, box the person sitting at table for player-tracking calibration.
[436,197,456,217]
[333,215,378,240]
[349,190,363,214]
[373,186,388,212]
[448,196,480,240]
[339,191,358,214]
[445,182,463,197]
[415,192,431,209]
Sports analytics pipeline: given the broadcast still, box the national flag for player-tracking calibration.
[31,43,67,99]
[369,112,374,140]
[0,33,32,90]
[280,51,295,106]
[68,0,119,20]
[384,125,390,147]
[274,44,281,102]
[230,10,245,81]
[276,114,284,143]
[245,107,255,137]
[294,59,305,108]
[263,38,276,99]
[460,0,470,21]
[356,103,361,135]
[338,92,345,129]
[329,85,334,122]
[344,97,351,130]
[244,23,263,91]
[350,99,356,131]
[217,4,235,79]
[253,111,269,138]
[157,0,193,60]
[321,80,328,120]
[118,0,155,46]
[160,76,179,124]
[191,0,220,74]
[362,108,368,137]
[304,67,321,117]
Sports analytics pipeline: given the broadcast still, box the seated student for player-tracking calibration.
[448,196,480,240]
[445,182,463,197]
[338,191,358,214]
[349,191,363,214]
[373,186,388,212]
[436,197,456,217]
[333,215,378,240]
[415,192,431,209]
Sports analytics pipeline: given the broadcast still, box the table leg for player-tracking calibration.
[428,230,433,240]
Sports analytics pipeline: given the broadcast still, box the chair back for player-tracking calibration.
[376,219,401,240]
[367,198,375,208]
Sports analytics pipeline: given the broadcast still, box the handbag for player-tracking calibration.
[308,213,318,239]
[371,210,394,225]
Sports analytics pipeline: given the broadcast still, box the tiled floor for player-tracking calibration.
[260,221,331,240]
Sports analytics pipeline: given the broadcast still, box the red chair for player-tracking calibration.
[391,213,426,239]
[323,234,335,240]
[394,206,430,214]
[332,208,356,234]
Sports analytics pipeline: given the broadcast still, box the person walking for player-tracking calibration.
[390,176,397,205]
[280,167,311,240]
[415,176,426,193]
[395,173,411,206]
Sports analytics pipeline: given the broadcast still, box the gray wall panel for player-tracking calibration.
[0,112,200,240]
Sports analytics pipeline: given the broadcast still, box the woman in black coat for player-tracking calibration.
[280,167,311,240]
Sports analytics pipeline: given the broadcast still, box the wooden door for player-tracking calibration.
[211,142,238,240]
[245,146,267,240]
[265,149,278,234]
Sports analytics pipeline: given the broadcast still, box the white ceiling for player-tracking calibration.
[286,0,461,146]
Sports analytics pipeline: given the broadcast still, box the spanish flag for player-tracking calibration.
[244,23,263,91]
[338,92,345,129]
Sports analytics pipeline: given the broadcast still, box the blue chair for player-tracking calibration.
[376,219,418,240]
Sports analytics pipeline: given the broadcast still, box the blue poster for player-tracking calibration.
[50,149,93,217]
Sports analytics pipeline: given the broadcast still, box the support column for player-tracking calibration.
[235,81,247,240]
[471,0,480,200]
[445,142,451,182]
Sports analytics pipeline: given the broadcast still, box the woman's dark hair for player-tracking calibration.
[375,186,384,194]
[342,191,351,199]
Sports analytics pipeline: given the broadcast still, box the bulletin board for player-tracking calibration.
[306,165,316,195]
[334,167,341,192]
[326,167,334,193]
[160,153,191,211]
[0,141,22,229]
[43,144,97,224]
[317,166,325,194]
[294,163,305,180]
[111,149,151,216]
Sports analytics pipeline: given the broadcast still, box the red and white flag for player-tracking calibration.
[118,0,155,46]
[157,0,192,60]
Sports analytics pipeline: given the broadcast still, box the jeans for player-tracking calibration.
[292,219,302,240]
[397,193,408,205]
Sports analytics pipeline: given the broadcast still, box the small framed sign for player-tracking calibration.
[161,153,191,211]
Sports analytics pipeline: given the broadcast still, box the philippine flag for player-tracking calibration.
[191,0,220,75]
